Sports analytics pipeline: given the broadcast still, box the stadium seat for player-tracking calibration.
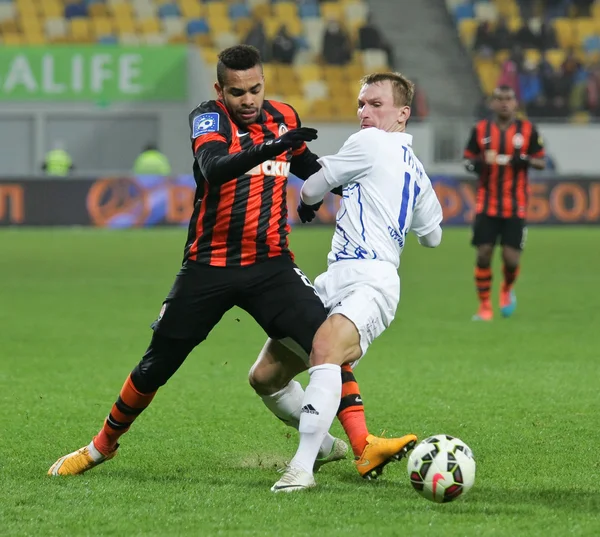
[64,3,88,19]
[303,80,329,101]
[474,2,497,22]
[163,16,185,39]
[553,18,575,49]
[507,17,522,33]
[134,2,156,20]
[205,1,228,19]
[144,33,168,45]
[320,1,344,21]
[25,32,46,45]
[3,33,24,45]
[208,16,232,35]
[114,16,136,35]
[158,4,181,18]
[119,33,141,45]
[273,1,297,20]
[98,35,118,44]
[110,3,134,20]
[187,17,209,37]
[345,2,369,25]
[234,17,253,39]
[250,1,271,19]
[45,17,67,41]
[41,1,64,18]
[298,2,319,18]
[295,64,322,83]
[89,3,108,17]
[307,99,335,120]
[229,2,250,20]
[362,49,388,70]
[458,18,478,47]
[574,18,597,46]
[584,35,600,54]
[545,48,566,69]
[286,95,308,118]
[17,1,39,19]
[524,48,542,65]
[139,17,161,35]
[179,0,204,19]
[213,31,238,50]
[70,18,92,43]
[453,3,475,21]
[92,17,114,39]
[0,1,16,20]
[493,0,518,18]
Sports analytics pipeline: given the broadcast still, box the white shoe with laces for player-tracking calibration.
[271,465,316,493]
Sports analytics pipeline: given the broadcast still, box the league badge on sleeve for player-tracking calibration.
[192,113,220,138]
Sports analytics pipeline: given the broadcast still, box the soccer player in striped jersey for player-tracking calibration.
[464,85,545,321]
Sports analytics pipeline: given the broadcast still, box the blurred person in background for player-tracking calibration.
[242,20,271,62]
[322,18,352,66]
[271,24,297,65]
[463,86,545,322]
[132,143,171,176]
[42,140,74,177]
[358,13,396,69]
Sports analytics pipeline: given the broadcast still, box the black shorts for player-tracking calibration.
[151,255,326,355]
[471,214,527,250]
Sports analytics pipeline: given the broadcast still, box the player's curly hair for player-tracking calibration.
[217,45,263,87]
[360,72,415,107]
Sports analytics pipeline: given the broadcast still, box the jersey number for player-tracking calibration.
[397,171,420,235]
[294,268,318,296]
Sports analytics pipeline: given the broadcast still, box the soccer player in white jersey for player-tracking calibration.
[271,72,444,492]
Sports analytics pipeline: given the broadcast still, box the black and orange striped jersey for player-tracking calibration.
[464,118,545,219]
[183,99,320,267]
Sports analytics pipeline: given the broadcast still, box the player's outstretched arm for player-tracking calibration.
[196,128,318,185]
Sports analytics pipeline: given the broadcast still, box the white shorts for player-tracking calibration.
[314,260,400,360]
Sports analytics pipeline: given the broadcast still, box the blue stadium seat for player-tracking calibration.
[187,18,210,37]
[98,35,118,44]
[298,2,320,18]
[158,4,180,18]
[229,3,250,20]
[584,35,600,53]
[453,4,475,21]
[65,3,88,19]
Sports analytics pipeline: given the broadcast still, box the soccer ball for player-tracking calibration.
[407,435,476,503]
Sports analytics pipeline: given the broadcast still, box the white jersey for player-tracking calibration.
[317,128,443,268]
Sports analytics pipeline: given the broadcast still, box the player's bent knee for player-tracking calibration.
[248,359,296,396]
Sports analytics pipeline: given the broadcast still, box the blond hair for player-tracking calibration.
[360,72,415,107]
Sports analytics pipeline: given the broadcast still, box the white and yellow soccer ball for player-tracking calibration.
[407,435,476,503]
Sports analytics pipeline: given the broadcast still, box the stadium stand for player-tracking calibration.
[0,0,416,121]
[449,0,600,120]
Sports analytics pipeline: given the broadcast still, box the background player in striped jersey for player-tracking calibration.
[463,85,545,321]
[48,46,413,480]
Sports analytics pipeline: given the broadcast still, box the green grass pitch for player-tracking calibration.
[1,227,599,536]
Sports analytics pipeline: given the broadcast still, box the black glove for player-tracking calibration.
[464,159,483,174]
[265,127,319,155]
[297,199,322,223]
[512,154,530,169]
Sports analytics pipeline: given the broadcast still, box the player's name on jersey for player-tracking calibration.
[246,160,291,178]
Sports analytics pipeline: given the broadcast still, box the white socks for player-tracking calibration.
[260,378,335,459]
[289,364,342,474]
